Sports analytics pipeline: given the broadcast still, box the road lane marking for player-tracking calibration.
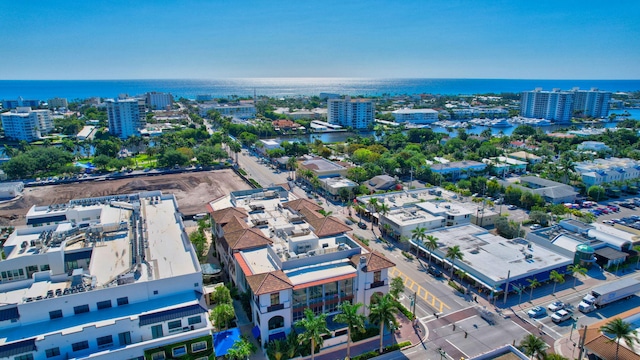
[390,267,451,313]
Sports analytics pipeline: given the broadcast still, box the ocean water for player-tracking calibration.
[1,78,640,100]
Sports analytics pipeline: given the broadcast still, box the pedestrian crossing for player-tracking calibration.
[390,267,451,313]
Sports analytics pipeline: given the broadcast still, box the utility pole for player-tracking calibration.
[577,325,587,360]
[411,291,417,318]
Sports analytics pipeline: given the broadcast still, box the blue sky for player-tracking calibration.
[1,0,639,80]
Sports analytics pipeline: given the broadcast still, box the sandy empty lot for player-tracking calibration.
[0,169,250,226]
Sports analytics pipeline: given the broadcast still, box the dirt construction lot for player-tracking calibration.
[0,169,250,226]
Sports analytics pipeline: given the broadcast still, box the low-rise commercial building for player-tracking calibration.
[429,160,487,181]
[507,151,542,165]
[483,156,528,175]
[502,176,578,204]
[411,224,573,295]
[575,157,640,187]
[199,103,256,119]
[318,177,358,201]
[391,108,439,124]
[0,192,213,360]
[297,156,349,178]
[0,181,24,199]
[208,188,395,347]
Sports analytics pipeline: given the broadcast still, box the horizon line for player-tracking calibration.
[2,77,640,81]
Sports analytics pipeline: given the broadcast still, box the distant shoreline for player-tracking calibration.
[1,78,639,100]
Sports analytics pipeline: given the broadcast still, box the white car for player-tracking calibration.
[507,205,518,210]
[529,224,542,230]
[547,301,565,312]
[551,309,572,323]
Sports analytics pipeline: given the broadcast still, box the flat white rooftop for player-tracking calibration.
[415,224,572,286]
[284,259,356,287]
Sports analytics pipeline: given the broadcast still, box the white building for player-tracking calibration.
[0,182,23,199]
[576,141,611,153]
[105,98,147,139]
[391,108,438,124]
[145,92,174,110]
[209,188,395,347]
[575,157,640,187]
[520,88,574,123]
[199,104,256,119]
[0,192,213,360]
[327,96,374,129]
[1,107,54,142]
[2,97,39,110]
[572,87,611,118]
[47,98,68,109]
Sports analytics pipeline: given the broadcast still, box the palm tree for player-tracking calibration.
[378,203,390,216]
[527,278,540,301]
[266,339,285,360]
[425,235,439,265]
[518,334,548,359]
[368,198,379,214]
[227,338,257,360]
[389,277,405,299]
[368,293,400,354]
[567,264,587,288]
[296,308,329,360]
[544,354,569,360]
[285,330,299,359]
[228,140,242,164]
[334,302,366,360]
[558,154,575,184]
[600,318,638,360]
[287,156,298,180]
[549,270,565,295]
[411,226,427,257]
[445,245,464,278]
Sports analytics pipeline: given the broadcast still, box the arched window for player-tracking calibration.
[268,315,284,330]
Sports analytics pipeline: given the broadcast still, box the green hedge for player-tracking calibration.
[351,327,379,342]
[351,341,412,360]
[238,168,247,175]
[396,302,416,320]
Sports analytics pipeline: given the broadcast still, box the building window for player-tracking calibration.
[117,297,129,306]
[151,324,164,339]
[293,310,304,321]
[191,341,208,353]
[151,351,166,360]
[153,290,158,295]
[14,355,34,360]
[49,310,63,319]
[188,316,202,325]
[373,271,381,283]
[270,293,280,306]
[97,335,113,348]
[40,264,51,271]
[309,285,322,303]
[292,289,307,307]
[45,347,60,358]
[324,282,337,297]
[72,341,89,352]
[74,305,90,314]
[268,315,284,330]
[118,331,132,345]
[97,300,112,310]
[172,345,187,357]
[168,320,182,332]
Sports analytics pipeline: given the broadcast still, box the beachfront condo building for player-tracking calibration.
[520,88,612,122]
[106,98,147,139]
[47,98,68,109]
[208,187,395,347]
[571,87,611,118]
[327,96,374,129]
[0,192,213,359]
[520,88,574,123]
[2,97,40,110]
[391,108,439,124]
[1,107,54,142]
[145,92,174,110]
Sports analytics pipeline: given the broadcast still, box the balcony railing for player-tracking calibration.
[370,281,385,289]
[267,303,285,312]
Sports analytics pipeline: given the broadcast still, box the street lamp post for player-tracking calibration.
[437,348,446,360]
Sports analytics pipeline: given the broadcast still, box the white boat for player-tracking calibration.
[490,119,512,128]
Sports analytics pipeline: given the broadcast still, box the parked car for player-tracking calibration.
[507,205,518,210]
[527,306,547,318]
[358,222,367,229]
[428,266,443,277]
[529,224,542,230]
[344,219,353,225]
[547,301,565,312]
[603,220,615,225]
[551,309,573,323]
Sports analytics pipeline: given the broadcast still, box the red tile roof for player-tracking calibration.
[212,207,248,225]
[223,228,272,251]
[283,198,323,212]
[246,270,293,295]
[350,251,396,272]
[306,216,352,237]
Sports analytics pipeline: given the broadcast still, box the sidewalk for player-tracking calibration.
[313,312,425,360]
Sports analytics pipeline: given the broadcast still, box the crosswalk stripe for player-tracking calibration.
[391,267,450,313]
